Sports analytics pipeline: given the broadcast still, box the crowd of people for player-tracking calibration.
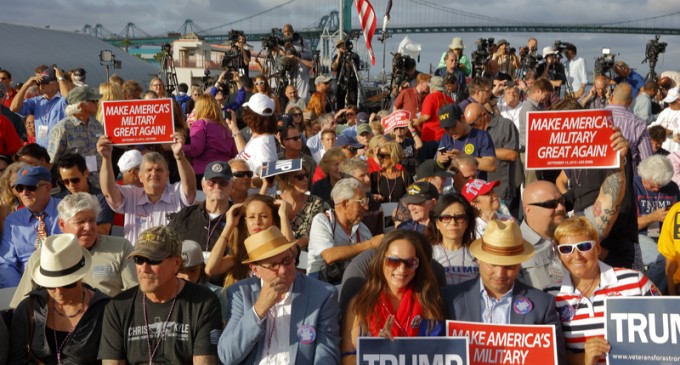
[0,30,679,365]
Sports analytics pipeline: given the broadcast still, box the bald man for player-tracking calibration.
[605,83,653,174]
[580,75,610,110]
[465,103,519,207]
[613,61,645,99]
[518,130,630,290]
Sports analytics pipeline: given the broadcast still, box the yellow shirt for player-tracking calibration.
[658,202,680,283]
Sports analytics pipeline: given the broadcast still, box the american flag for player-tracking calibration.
[355,0,376,65]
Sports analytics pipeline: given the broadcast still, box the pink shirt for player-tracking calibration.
[182,119,238,175]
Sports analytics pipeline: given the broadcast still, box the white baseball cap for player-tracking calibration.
[542,46,558,58]
[243,93,275,116]
[663,87,680,104]
[117,149,143,173]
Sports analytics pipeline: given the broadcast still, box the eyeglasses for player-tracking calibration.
[46,282,78,290]
[437,214,468,224]
[61,177,82,186]
[254,81,265,86]
[384,256,419,271]
[557,240,595,255]
[205,179,230,188]
[528,196,565,209]
[348,197,369,206]
[133,256,164,266]
[232,171,254,178]
[14,184,43,193]
[285,136,301,141]
[293,173,308,181]
[376,153,390,160]
[258,255,295,271]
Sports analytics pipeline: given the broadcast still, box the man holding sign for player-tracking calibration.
[441,220,567,365]
[97,133,196,245]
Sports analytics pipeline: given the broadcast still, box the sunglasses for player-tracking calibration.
[258,255,295,271]
[14,184,42,193]
[46,281,78,290]
[437,214,468,224]
[293,173,308,181]
[285,136,302,142]
[232,171,254,178]
[384,256,420,271]
[376,153,390,160]
[133,256,164,266]
[528,196,565,209]
[61,177,82,186]
[254,81,266,86]
[205,179,230,188]
[557,240,595,255]
[343,146,359,153]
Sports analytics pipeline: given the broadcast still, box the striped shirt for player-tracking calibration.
[605,104,653,174]
[545,261,658,358]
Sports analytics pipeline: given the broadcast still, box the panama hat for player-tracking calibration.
[469,220,534,266]
[32,233,91,288]
[242,226,298,264]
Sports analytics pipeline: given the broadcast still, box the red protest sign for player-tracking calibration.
[381,109,412,134]
[447,320,557,365]
[525,109,619,170]
[102,98,175,145]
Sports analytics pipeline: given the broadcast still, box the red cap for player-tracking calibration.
[461,179,500,203]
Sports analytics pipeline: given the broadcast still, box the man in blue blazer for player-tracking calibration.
[441,220,567,365]
[218,226,340,365]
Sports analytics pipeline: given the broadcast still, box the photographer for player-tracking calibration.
[332,38,361,110]
[536,47,566,92]
[492,39,520,77]
[224,32,251,78]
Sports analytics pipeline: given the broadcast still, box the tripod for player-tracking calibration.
[336,50,362,110]
[159,44,178,96]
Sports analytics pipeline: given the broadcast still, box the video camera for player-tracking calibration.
[390,52,415,90]
[261,28,283,50]
[594,48,617,77]
[645,35,667,62]
[471,37,494,77]
[552,40,570,55]
[221,29,246,71]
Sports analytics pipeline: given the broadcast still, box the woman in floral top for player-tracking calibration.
[277,167,327,249]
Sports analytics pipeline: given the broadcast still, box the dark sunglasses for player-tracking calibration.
[293,173,308,181]
[133,256,164,266]
[437,214,468,224]
[376,153,390,160]
[343,146,359,153]
[258,255,295,271]
[62,177,81,186]
[205,179,230,188]
[384,256,419,271]
[46,282,78,290]
[232,171,254,178]
[557,241,595,255]
[14,184,41,193]
[529,196,565,209]
[285,136,302,142]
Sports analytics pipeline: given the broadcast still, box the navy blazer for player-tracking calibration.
[218,272,341,365]
[441,278,567,365]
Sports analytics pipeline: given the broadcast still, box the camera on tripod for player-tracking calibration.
[261,28,284,50]
[390,52,414,90]
[221,29,245,71]
[646,35,667,59]
[594,48,617,76]
[552,40,570,55]
[471,38,494,77]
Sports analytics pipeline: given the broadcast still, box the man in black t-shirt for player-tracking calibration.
[99,226,222,364]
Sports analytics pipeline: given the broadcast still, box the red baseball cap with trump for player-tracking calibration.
[461,179,500,203]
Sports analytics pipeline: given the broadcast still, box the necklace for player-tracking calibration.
[382,171,400,202]
[380,299,410,336]
[204,211,225,252]
[51,289,90,365]
[51,289,87,318]
[143,279,180,365]
[569,277,600,317]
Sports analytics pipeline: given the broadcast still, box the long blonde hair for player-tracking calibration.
[0,162,26,210]
[96,82,124,121]
[193,94,227,129]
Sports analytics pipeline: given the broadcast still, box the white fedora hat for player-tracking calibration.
[32,233,91,288]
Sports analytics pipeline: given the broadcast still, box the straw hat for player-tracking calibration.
[242,226,298,264]
[469,220,534,265]
[32,233,91,288]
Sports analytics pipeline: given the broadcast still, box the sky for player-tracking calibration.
[2,0,679,81]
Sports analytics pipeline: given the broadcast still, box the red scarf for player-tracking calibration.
[368,286,423,337]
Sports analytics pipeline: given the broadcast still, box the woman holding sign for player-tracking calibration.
[546,217,659,365]
[182,94,238,187]
[340,230,444,364]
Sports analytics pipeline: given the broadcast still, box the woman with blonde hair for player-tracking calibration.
[0,162,26,233]
[96,81,123,121]
[205,194,293,289]
[182,94,241,187]
[370,141,413,203]
[311,147,347,206]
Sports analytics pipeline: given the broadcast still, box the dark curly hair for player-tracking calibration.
[243,107,278,135]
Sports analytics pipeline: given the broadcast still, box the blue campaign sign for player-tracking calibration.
[357,337,469,365]
[605,297,680,365]
[260,159,302,178]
